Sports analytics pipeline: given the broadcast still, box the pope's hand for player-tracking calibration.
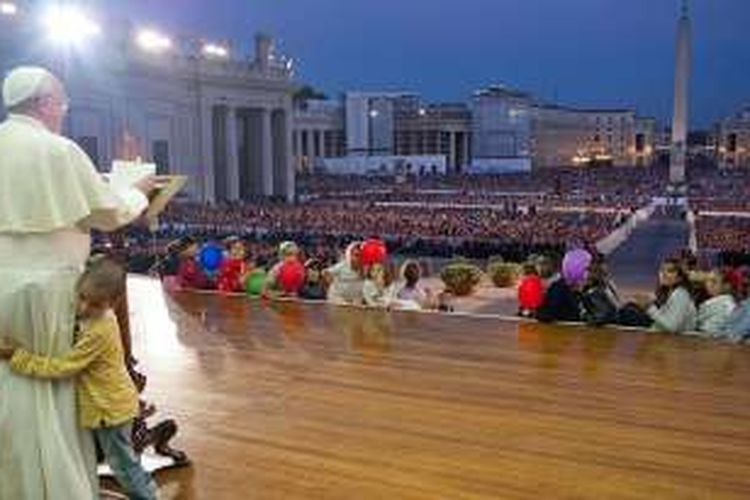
[133,175,159,196]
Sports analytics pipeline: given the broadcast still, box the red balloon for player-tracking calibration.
[361,239,387,267]
[278,259,306,294]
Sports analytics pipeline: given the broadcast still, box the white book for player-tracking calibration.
[108,160,157,190]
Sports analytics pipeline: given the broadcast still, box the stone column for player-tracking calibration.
[226,106,240,201]
[200,102,215,202]
[261,107,274,197]
[670,0,691,185]
[317,129,326,159]
[449,131,457,171]
[462,133,470,172]
[302,130,310,166]
[284,109,295,201]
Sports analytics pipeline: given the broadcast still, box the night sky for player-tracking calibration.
[110,0,750,127]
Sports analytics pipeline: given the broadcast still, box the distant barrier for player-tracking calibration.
[595,201,657,256]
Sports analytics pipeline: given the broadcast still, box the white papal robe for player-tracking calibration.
[0,114,148,500]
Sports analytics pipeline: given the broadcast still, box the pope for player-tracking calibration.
[0,66,158,500]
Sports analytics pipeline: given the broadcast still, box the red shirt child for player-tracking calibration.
[518,263,545,317]
[177,242,210,290]
[217,238,249,293]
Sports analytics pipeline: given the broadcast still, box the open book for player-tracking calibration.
[108,160,187,222]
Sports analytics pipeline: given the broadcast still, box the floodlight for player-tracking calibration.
[136,29,172,53]
[42,5,101,45]
[0,2,18,16]
[202,42,229,58]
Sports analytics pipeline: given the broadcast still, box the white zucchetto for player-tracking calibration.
[2,66,57,108]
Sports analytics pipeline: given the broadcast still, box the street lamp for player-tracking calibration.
[136,29,172,53]
[42,5,101,46]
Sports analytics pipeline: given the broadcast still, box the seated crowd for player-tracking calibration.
[152,232,750,343]
[696,216,750,266]
[298,165,670,201]
[165,236,450,312]
[517,248,750,342]
[689,167,750,212]
[156,201,619,249]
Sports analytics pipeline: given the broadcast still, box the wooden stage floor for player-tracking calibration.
[127,276,750,499]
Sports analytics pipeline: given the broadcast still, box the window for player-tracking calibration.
[313,131,321,157]
[727,133,738,153]
[635,133,645,152]
[152,140,170,175]
[77,136,99,167]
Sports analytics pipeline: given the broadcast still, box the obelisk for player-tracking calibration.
[670,0,691,185]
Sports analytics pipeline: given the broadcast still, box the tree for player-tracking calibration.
[293,85,328,108]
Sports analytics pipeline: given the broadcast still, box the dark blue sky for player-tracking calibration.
[114,0,749,127]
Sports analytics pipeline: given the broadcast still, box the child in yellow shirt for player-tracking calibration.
[0,257,157,500]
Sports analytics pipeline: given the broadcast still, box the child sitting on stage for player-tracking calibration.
[299,259,328,301]
[363,263,395,308]
[517,262,545,318]
[0,257,158,500]
[176,237,211,290]
[217,237,250,293]
[264,241,306,297]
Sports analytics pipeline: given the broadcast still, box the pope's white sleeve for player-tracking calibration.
[68,142,149,231]
[81,186,148,231]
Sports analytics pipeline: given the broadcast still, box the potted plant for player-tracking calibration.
[440,261,483,296]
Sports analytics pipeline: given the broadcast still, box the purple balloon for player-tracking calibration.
[562,249,592,287]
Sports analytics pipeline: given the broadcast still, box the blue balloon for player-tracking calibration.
[199,243,224,272]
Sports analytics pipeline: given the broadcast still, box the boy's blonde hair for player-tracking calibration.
[78,256,126,307]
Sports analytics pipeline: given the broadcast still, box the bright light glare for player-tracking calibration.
[43,6,101,45]
[201,43,229,58]
[0,2,18,16]
[136,29,172,53]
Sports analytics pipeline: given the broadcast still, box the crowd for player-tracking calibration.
[515,248,750,343]
[689,167,750,212]
[150,233,750,343]
[696,216,750,266]
[165,237,452,312]
[158,202,619,244]
[91,163,750,345]
[298,166,670,201]
[322,191,644,212]
[93,199,623,276]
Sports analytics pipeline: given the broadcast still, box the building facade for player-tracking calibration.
[471,85,533,171]
[0,7,296,202]
[293,87,656,174]
[532,106,653,168]
[343,91,416,157]
[292,99,346,172]
[292,92,470,174]
[718,107,750,169]
[634,117,657,167]
[393,98,471,172]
